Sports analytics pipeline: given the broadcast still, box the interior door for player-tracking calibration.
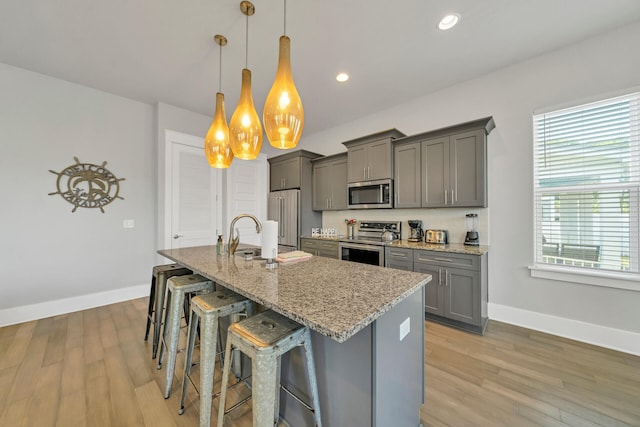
[170,141,219,248]
[226,153,268,246]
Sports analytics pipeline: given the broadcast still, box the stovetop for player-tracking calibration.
[341,220,402,246]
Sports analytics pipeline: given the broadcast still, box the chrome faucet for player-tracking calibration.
[228,214,262,256]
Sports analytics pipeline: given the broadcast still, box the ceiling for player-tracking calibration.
[2,0,640,150]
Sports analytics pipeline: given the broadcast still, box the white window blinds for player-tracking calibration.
[533,92,640,275]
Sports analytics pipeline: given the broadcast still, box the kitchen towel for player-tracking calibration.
[261,220,278,260]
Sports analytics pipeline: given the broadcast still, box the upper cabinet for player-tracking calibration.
[312,153,348,211]
[394,117,494,208]
[342,129,405,183]
[268,150,322,191]
[393,141,422,208]
[423,128,487,207]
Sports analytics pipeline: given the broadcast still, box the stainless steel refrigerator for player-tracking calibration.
[267,189,321,251]
[268,189,299,251]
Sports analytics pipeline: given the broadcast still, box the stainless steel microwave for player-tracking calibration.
[347,179,393,209]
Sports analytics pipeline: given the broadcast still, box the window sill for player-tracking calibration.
[529,264,639,292]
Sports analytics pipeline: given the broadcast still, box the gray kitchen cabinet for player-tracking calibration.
[269,150,322,191]
[422,129,486,207]
[391,117,494,208]
[413,249,488,334]
[342,129,405,183]
[393,141,422,208]
[311,153,348,211]
[385,247,414,271]
[300,238,339,259]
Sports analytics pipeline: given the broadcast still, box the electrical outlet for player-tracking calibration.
[123,219,135,229]
[399,317,410,341]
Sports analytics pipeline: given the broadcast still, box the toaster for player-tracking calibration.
[425,229,448,244]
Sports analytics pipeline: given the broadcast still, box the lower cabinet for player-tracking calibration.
[385,247,414,271]
[386,246,488,334]
[300,238,339,259]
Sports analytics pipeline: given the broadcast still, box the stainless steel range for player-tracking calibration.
[338,220,401,266]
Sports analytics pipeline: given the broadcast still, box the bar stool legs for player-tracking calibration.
[157,274,215,399]
[178,289,253,427]
[217,310,322,427]
[144,264,191,359]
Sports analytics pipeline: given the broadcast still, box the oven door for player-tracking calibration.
[338,242,385,266]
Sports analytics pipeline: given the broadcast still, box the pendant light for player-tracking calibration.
[263,0,304,149]
[204,35,233,168]
[229,1,262,160]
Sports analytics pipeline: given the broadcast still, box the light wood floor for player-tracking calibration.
[0,297,638,427]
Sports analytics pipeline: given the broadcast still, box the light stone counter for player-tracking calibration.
[389,240,489,255]
[301,235,489,256]
[158,245,430,343]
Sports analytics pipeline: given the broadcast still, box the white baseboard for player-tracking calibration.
[0,284,149,327]
[488,302,640,356]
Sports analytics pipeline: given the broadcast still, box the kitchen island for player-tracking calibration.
[159,245,430,427]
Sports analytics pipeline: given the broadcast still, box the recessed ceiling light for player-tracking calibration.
[438,13,460,30]
[336,73,349,83]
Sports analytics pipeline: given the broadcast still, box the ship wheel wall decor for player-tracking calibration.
[49,157,125,213]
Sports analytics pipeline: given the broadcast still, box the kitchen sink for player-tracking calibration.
[234,247,262,260]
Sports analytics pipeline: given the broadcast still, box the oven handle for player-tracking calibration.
[338,242,385,253]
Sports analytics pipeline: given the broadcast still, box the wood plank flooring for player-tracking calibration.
[0,297,639,426]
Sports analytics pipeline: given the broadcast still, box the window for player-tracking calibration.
[533,92,639,280]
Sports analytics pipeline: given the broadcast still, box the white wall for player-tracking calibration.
[300,22,640,347]
[0,63,155,323]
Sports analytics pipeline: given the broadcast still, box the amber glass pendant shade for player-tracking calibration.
[229,68,263,160]
[204,92,233,168]
[263,36,304,149]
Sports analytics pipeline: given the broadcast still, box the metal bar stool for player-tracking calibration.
[217,310,322,427]
[144,264,192,359]
[178,289,253,427]
[158,274,215,399]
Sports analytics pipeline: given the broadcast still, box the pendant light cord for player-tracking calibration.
[218,42,222,92]
[245,13,249,68]
[283,0,287,36]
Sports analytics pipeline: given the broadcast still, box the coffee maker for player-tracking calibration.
[407,220,424,242]
[464,213,479,246]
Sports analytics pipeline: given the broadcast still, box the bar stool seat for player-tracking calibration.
[144,264,192,359]
[158,274,215,399]
[217,310,322,427]
[179,289,253,427]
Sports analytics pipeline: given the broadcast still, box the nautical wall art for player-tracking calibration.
[49,157,125,213]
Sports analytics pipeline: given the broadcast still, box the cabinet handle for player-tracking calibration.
[445,271,450,286]
[451,188,455,204]
[368,166,371,179]
[444,190,448,205]
[438,268,442,286]
[434,257,453,262]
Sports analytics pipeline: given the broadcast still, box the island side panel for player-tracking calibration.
[279,326,374,426]
[373,288,425,427]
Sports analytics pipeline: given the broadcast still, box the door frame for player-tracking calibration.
[162,129,223,250]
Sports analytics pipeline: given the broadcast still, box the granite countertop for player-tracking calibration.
[300,235,345,241]
[301,235,489,255]
[158,245,430,343]
[388,240,490,255]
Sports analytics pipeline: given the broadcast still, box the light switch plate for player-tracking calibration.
[399,317,410,341]
[123,219,135,228]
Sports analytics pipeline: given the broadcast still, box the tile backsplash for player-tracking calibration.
[322,207,490,245]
